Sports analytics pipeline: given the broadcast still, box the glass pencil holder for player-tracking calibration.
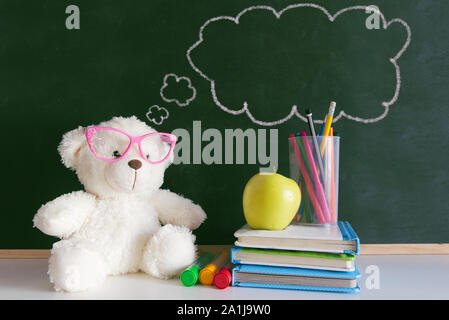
[288,134,340,225]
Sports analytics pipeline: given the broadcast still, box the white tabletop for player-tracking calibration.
[1,255,448,300]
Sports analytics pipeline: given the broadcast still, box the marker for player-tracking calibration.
[304,108,325,182]
[300,131,332,223]
[290,135,307,222]
[301,183,313,223]
[180,252,215,287]
[296,136,321,223]
[289,135,326,223]
[213,262,233,289]
[293,134,317,223]
[330,127,337,223]
[295,180,304,222]
[199,251,229,285]
[333,131,340,222]
[324,128,332,213]
[320,102,336,156]
[297,135,313,177]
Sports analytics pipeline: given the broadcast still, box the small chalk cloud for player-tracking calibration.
[146,105,169,125]
[160,73,197,107]
[187,4,411,126]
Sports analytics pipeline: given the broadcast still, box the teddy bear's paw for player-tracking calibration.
[49,240,108,292]
[33,191,96,238]
[35,212,72,237]
[185,203,207,230]
[140,224,197,279]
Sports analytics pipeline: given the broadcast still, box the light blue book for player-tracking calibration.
[232,264,360,293]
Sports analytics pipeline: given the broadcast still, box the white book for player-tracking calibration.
[234,222,359,254]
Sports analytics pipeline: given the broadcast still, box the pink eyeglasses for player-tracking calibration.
[86,126,176,164]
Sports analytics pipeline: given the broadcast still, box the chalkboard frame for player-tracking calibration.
[2,243,449,259]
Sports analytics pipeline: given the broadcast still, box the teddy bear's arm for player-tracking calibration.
[151,189,206,230]
[33,191,96,238]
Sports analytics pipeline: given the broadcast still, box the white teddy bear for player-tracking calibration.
[33,116,206,292]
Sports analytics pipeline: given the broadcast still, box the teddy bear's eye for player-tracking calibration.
[112,150,121,158]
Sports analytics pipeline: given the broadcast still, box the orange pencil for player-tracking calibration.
[330,128,336,223]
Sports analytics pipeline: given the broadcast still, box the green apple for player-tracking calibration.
[243,172,301,230]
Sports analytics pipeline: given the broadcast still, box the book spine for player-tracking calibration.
[339,221,360,255]
[230,247,241,264]
[231,265,240,286]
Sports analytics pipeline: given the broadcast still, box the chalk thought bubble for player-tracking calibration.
[160,73,197,107]
[187,4,411,126]
[146,105,169,125]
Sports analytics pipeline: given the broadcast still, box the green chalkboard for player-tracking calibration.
[1,0,449,249]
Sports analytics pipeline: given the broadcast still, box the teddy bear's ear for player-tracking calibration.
[58,126,86,169]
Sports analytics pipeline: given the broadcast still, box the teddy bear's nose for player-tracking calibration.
[128,159,142,170]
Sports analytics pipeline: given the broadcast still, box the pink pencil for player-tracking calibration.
[330,128,337,223]
[289,135,326,224]
[300,131,332,223]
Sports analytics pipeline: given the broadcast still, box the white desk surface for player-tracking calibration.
[1,255,448,300]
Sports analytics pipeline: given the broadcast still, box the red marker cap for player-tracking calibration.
[213,267,232,289]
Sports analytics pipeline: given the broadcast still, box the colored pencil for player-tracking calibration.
[320,102,336,156]
[289,135,326,223]
[304,109,325,183]
[300,131,332,223]
[330,127,337,223]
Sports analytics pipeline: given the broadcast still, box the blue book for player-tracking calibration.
[232,264,360,293]
[234,221,360,255]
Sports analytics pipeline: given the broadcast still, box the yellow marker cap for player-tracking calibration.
[199,251,230,285]
[199,264,218,285]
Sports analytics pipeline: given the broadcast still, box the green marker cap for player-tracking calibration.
[181,265,200,287]
[180,252,215,287]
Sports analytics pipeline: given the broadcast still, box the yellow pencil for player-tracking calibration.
[320,101,336,156]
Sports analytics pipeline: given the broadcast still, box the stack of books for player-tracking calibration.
[231,221,360,293]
